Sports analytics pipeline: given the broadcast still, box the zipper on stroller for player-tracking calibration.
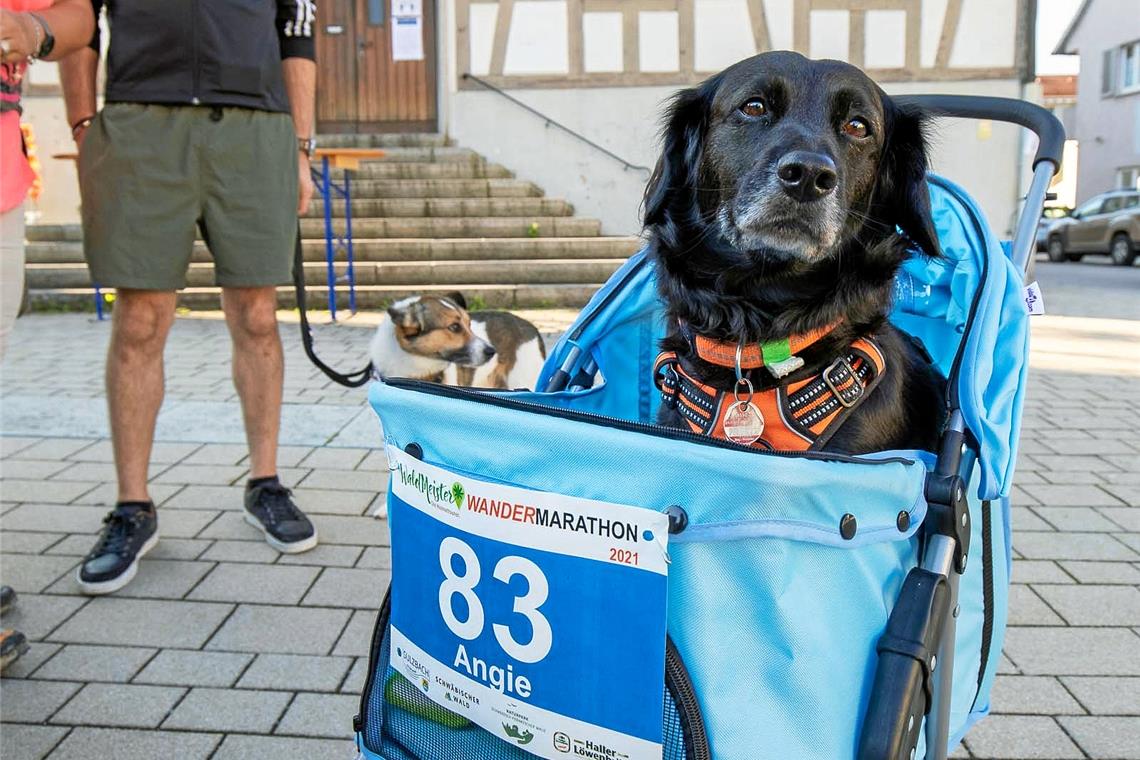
[380,376,915,467]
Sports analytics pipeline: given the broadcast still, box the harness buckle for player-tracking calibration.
[823,357,864,408]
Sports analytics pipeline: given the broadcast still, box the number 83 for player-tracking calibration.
[438,536,553,664]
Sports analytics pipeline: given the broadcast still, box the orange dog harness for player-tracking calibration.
[654,330,886,452]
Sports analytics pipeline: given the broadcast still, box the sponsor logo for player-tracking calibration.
[502,723,534,746]
[420,677,429,692]
[571,738,630,759]
[394,646,429,680]
[553,732,572,752]
[394,462,459,514]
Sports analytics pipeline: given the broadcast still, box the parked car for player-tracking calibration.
[1036,206,1072,252]
[1044,190,1139,266]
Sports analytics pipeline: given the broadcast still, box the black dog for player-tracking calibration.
[646,51,946,454]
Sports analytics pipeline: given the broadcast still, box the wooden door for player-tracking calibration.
[316,0,438,133]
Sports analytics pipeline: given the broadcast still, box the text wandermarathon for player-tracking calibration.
[466,494,640,543]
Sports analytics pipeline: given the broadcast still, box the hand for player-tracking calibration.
[0,10,39,64]
[297,152,314,215]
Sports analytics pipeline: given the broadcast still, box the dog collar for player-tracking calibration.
[681,319,842,377]
[654,337,886,452]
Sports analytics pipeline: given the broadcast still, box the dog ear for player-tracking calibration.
[387,300,422,335]
[878,99,942,258]
[442,291,468,311]
[642,79,719,228]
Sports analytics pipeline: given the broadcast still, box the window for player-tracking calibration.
[1072,197,1104,218]
[1105,41,1140,96]
[1118,166,1140,191]
[1102,196,1124,214]
[1103,48,1117,95]
[1123,195,1140,209]
[1122,41,1139,92]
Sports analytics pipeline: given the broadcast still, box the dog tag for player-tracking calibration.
[723,401,765,445]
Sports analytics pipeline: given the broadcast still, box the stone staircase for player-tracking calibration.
[24,133,641,312]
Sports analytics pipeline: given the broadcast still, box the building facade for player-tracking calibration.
[1055,0,1140,201]
[24,0,1038,236]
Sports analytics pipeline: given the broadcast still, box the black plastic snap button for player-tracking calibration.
[209,107,223,122]
[665,505,688,535]
[896,510,911,532]
[404,442,423,460]
[839,513,857,540]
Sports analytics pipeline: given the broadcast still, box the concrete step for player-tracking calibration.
[26,237,641,265]
[29,216,602,242]
[346,162,514,180]
[299,216,600,238]
[338,179,541,199]
[27,258,625,289]
[330,146,479,164]
[317,133,448,148]
[26,224,83,242]
[305,197,573,219]
[30,283,600,311]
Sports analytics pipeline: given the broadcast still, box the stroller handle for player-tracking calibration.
[895,95,1065,172]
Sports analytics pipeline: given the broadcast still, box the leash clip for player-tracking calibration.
[732,342,754,404]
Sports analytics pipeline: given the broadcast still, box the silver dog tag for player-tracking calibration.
[723,401,765,445]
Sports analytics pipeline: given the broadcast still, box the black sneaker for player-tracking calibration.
[76,502,158,595]
[0,585,16,614]
[244,480,318,553]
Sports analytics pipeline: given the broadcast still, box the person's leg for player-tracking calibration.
[0,204,26,358]
[107,289,178,501]
[75,105,199,594]
[201,109,314,553]
[221,286,282,479]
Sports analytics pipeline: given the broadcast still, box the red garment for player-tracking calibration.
[1,0,51,213]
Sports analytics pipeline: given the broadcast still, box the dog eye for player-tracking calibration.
[739,98,768,119]
[448,323,463,333]
[842,117,870,139]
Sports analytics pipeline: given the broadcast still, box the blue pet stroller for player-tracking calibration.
[351,97,1063,760]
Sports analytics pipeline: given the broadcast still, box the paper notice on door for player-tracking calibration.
[392,0,424,61]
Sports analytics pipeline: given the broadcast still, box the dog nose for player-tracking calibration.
[482,345,496,360]
[776,151,838,202]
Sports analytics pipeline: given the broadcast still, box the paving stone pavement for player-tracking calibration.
[1,261,1139,759]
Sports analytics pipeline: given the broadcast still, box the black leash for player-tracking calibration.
[292,226,373,388]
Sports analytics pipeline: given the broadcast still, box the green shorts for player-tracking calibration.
[79,103,298,290]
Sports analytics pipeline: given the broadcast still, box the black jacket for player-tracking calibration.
[90,0,316,113]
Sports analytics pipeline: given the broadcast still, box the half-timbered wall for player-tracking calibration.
[456,0,1029,88]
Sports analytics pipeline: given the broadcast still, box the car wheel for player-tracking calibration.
[1047,236,1066,262]
[1110,233,1136,266]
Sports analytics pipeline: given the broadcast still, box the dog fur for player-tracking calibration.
[644,52,947,453]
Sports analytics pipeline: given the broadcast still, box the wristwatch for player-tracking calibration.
[298,136,316,159]
[28,13,54,60]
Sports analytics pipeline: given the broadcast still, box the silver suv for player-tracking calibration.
[1045,189,1139,266]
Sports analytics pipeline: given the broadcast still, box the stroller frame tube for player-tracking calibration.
[1012,162,1061,277]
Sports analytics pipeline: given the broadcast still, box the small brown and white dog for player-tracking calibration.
[368,292,547,390]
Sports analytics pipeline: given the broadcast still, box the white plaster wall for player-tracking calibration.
[1065,0,1140,201]
[448,77,1028,237]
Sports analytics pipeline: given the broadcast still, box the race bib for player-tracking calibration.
[386,448,670,760]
